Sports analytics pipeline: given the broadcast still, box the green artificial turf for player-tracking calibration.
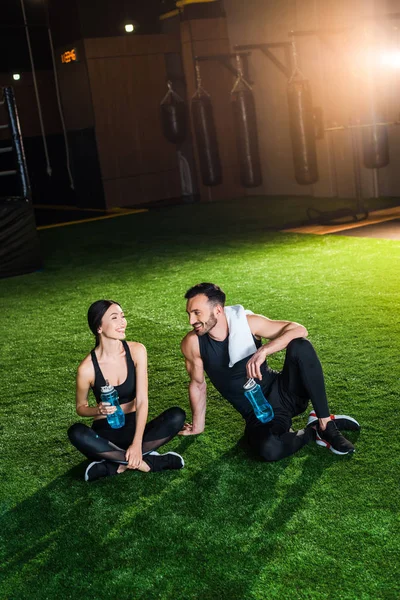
[0,196,399,599]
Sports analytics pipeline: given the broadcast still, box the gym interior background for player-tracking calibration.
[2,0,400,213]
[1,4,399,597]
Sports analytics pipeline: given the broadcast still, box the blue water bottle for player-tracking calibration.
[243,378,274,424]
[100,382,125,429]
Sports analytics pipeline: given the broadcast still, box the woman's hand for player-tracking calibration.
[125,442,142,469]
[98,402,117,416]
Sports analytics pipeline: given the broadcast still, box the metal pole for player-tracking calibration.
[349,118,363,213]
[20,0,52,176]
[327,128,339,197]
[47,25,74,189]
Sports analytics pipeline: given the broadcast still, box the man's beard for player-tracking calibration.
[194,312,217,336]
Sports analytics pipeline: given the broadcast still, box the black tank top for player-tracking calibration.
[198,333,278,421]
[90,340,136,405]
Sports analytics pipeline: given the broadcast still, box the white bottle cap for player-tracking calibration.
[243,378,257,391]
[100,384,114,394]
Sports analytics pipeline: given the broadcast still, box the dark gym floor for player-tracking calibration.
[33,206,109,228]
[33,204,148,229]
[284,206,400,240]
[33,202,400,239]
[331,218,400,240]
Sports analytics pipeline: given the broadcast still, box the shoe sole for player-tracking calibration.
[84,460,105,482]
[316,437,355,456]
[307,411,360,430]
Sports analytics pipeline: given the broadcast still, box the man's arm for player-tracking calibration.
[246,314,308,380]
[179,333,207,435]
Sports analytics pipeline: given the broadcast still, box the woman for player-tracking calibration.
[68,299,186,482]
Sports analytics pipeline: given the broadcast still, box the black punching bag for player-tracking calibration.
[191,87,222,186]
[287,77,319,185]
[231,78,262,188]
[160,82,186,144]
[362,122,390,169]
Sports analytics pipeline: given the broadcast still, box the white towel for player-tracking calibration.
[224,304,257,367]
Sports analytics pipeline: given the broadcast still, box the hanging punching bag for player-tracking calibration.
[287,77,319,185]
[362,122,390,169]
[231,71,262,188]
[191,87,222,186]
[160,81,187,144]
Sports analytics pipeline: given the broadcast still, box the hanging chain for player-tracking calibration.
[195,61,202,89]
[289,31,306,82]
[235,54,244,79]
[193,60,210,97]
[231,54,253,94]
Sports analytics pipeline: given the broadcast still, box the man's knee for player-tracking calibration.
[164,406,186,431]
[258,435,284,462]
[286,337,314,359]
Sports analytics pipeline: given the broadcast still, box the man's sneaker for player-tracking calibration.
[316,421,355,455]
[143,451,185,472]
[84,460,118,482]
[307,410,360,431]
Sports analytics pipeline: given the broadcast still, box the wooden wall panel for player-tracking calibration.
[86,56,142,180]
[103,168,181,207]
[84,34,181,59]
[0,71,62,139]
[180,18,230,44]
[86,36,181,207]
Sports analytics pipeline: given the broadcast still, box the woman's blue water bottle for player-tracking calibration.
[243,378,274,424]
[100,382,125,429]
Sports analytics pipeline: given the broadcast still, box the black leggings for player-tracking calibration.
[245,338,330,462]
[68,406,186,465]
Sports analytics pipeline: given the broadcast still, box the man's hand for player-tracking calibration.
[178,422,203,436]
[125,442,142,469]
[246,346,268,380]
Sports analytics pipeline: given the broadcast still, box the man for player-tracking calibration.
[179,282,359,461]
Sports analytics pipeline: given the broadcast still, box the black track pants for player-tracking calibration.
[245,338,330,462]
[68,406,186,465]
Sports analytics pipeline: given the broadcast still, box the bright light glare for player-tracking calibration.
[380,52,400,68]
[125,24,134,33]
[12,73,21,81]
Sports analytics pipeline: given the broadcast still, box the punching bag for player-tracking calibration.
[231,77,262,188]
[191,87,222,186]
[160,81,186,144]
[287,77,319,185]
[362,122,390,169]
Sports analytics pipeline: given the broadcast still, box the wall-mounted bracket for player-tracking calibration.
[234,43,292,78]
[195,53,253,83]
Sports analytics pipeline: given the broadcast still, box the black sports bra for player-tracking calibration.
[90,340,136,405]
